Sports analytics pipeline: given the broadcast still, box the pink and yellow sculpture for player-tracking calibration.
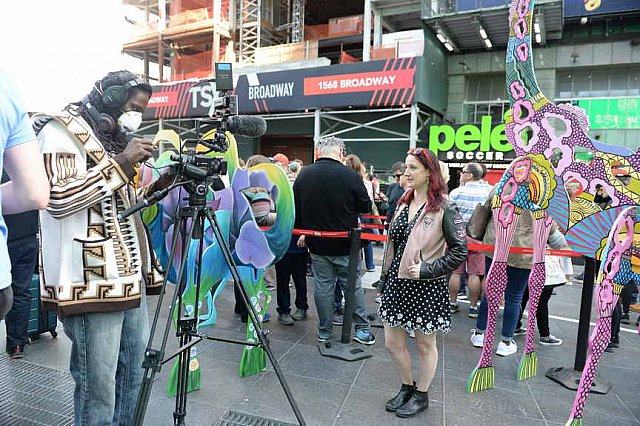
[467,1,640,425]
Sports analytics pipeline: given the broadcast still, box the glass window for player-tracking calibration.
[557,67,640,99]
[590,70,608,97]
[557,73,574,99]
[609,72,628,97]
[628,69,639,96]
[466,75,506,101]
[489,104,504,123]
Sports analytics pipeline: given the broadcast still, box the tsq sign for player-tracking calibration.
[428,116,515,164]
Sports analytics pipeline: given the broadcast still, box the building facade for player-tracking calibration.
[124,0,640,182]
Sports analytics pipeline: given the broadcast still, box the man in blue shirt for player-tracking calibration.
[0,71,50,320]
[448,162,492,318]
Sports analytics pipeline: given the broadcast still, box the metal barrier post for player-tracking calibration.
[340,228,361,344]
[317,228,373,362]
[545,257,611,394]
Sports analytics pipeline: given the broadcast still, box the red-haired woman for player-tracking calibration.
[378,147,467,418]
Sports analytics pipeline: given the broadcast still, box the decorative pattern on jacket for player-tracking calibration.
[34,111,162,316]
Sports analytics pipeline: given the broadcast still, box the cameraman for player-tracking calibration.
[35,70,169,425]
[0,71,49,322]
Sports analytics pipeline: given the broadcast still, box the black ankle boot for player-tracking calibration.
[396,390,429,418]
[385,382,415,412]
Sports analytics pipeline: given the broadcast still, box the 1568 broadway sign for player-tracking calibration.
[428,116,515,163]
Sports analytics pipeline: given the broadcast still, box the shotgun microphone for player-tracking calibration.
[225,115,267,137]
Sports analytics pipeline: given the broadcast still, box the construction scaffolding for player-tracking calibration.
[123,0,303,77]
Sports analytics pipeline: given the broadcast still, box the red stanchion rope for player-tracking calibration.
[261,226,580,257]
[266,227,580,256]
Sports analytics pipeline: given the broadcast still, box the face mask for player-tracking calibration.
[117,111,142,133]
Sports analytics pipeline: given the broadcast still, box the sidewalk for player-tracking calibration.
[2,252,639,425]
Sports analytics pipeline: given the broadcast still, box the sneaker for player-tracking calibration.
[458,293,468,301]
[468,306,478,319]
[620,313,630,324]
[262,313,271,323]
[292,308,307,321]
[7,345,24,359]
[366,267,376,273]
[408,329,415,338]
[278,313,294,326]
[539,335,563,346]
[317,331,331,342]
[374,296,382,304]
[449,303,460,314]
[496,340,517,357]
[513,327,527,336]
[353,330,376,345]
[332,314,344,326]
[470,330,484,348]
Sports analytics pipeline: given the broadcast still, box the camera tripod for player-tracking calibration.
[129,178,306,425]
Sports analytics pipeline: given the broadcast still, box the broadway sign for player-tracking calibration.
[238,57,417,114]
[143,58,417,119]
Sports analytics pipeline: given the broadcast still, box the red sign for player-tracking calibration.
[147,91,179,108]
[303,69,415,96]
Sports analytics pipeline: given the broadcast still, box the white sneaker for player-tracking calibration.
[470,330,484,348]
[496,340,517,357]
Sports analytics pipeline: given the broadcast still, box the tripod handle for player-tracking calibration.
[117,186,174,221]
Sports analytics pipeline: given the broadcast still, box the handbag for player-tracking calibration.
[370,201,383,226]
[466,202,492,241]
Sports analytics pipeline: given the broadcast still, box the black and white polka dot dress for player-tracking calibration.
[378,205,452,335]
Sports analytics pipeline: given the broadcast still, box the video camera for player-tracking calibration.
[170,63,236,183]
[169,153,227,182]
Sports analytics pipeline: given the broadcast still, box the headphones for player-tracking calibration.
[98,79,146,109]
[83,78,146,134]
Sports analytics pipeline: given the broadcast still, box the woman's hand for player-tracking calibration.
[407,263,422,280]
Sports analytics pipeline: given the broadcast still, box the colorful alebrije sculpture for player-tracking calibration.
[138,130,294,396]
[468,0,640,424]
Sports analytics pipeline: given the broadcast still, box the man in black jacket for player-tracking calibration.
[294,136,375,344]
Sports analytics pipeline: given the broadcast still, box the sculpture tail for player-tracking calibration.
[517,352,538,381]
[467,366,495,393]
[166,349,202,396]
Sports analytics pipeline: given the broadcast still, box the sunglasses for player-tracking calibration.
[406,147,426,156]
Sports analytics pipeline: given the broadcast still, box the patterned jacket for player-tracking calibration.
[34,111,162,316]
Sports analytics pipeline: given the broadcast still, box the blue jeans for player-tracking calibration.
[361,216,376,270]
[6,235,38,349]
[310,253,370,334]
[476,257,530,341]
[62,297,149,425]
[334,283,343,312]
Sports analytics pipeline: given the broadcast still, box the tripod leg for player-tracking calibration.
[133,206,199,426]
[203,209,307,426]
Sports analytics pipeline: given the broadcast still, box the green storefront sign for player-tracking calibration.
[428,115,515,163]
[578,98,640,129]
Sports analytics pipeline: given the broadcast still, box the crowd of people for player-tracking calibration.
[1,67,638,424]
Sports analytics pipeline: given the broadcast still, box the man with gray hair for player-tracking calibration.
[448,162,492,318]
[294,136,375,344]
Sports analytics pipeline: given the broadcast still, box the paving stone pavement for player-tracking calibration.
[2,254,639,426]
